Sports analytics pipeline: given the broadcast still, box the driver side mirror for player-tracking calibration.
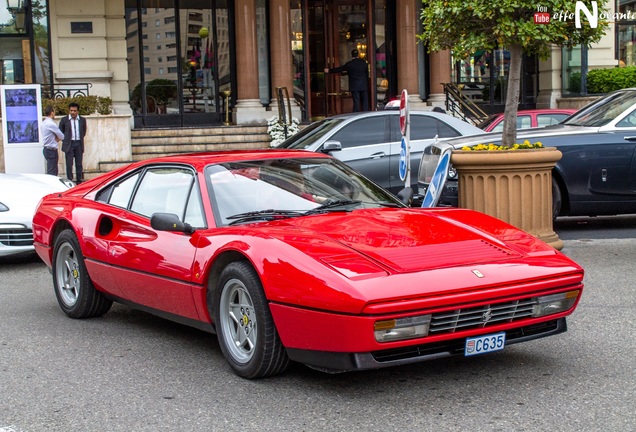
[151,212,195,235]
[321,140,342,153]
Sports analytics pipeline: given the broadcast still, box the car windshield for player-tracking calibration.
[276,118,346,149]
[206,157,404,226]
[564,90,636,127]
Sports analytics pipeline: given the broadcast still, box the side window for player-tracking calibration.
[107,173,141,208]
[616,109,636,127]
[329,117,387,148]
[492,116,531,132]
[491,120,504,133]
[517,115,532,129]
[537,114,569,127]
[409,115,439,140]
[184,184,206,227]
[130,167,195,218]
[436,120,461,138]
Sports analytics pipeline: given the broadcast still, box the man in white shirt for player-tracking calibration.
[41,106,64,176]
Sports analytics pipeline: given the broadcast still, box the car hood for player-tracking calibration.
[0,174,71,224]
[246,208,580,312]
[441,124,599,149]
[270,208,545,274]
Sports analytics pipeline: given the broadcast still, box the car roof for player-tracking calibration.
[318,110,483,132]
[124,149,332,171]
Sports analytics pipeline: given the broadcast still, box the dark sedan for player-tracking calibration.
[277,111,482,195]
[419,88,636,218]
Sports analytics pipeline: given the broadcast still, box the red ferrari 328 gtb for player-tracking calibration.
[33,150,584,378]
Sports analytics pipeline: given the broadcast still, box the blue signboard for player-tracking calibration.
[1,84,44,173]
[422,151,450,208]
[399,136,408,182]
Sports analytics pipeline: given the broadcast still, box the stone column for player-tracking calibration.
[105,1,132,115]
[234,0,266,124]
[427,50,451,108]
[396,0,424,109]
[50,1,115,101]
[269,0,301,120]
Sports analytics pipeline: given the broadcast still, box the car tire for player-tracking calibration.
[52,229,113,318]
[214,261,289,378]
[552,177,562,221]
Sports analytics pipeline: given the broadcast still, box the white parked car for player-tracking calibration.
[0,174,73,257]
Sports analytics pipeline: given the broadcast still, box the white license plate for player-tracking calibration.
[464,332,506,357]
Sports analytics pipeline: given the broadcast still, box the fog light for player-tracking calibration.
[532,290,579,317]
[374,314,431,342]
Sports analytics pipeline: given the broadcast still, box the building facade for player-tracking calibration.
[0,0,626,170]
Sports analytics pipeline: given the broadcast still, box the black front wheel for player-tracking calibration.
[213,261,289,378]
[52,229,112,318]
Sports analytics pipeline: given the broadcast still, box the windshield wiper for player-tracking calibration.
[227,209,304,225]
[303,199,361,215]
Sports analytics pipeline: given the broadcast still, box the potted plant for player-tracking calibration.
[267,116,300,147]
[451,141,563,250]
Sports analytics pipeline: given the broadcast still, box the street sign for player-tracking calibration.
[399,136,409,182]
[422,150,450,208]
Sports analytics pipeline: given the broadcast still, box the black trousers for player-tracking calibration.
[43,147,58,176]
[351,90,369,112]
[65,141,83,183]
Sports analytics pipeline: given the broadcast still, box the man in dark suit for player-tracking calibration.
[59,102,88,183]
[325,49,369,112]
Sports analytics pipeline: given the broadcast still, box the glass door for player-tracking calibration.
[180,1,224,125]
[126,0,227,128]
[306,0,371,120]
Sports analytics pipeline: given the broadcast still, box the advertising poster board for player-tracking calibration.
[1,84,44,174]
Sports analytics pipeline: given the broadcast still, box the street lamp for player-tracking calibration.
[7,0,22,13]
[6,0,25,32]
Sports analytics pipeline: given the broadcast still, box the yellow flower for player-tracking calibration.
[460,141,544,151]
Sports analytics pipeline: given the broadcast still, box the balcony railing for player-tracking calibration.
[40,83,92,99]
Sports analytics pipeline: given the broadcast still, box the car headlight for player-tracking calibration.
[447,166,457,179]
[0,201,8,212]
[532,290,580,317]
[60,178,75,188]
[374,314,432,342]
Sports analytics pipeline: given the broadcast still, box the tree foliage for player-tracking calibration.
[419,0,609,146]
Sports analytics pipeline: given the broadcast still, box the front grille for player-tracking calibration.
[0,228,33,247]
[372,320,563,363]
[430,298,536,334]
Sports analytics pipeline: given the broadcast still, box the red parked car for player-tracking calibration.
[478,109,576,132]
[33,150,584,378]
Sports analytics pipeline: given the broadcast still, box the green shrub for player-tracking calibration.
[129,79,178,112]
[144,79,178,105]
[567,71,581,93]
[42,95,113,116]
[586,66,636,94]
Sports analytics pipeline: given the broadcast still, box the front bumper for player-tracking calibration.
[0,224,34,257]
[287,318,567,372]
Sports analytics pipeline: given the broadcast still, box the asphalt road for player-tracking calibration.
[555,214,636,240]
[0,219,635,432]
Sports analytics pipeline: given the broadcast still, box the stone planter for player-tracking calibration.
[451,147,563,250]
